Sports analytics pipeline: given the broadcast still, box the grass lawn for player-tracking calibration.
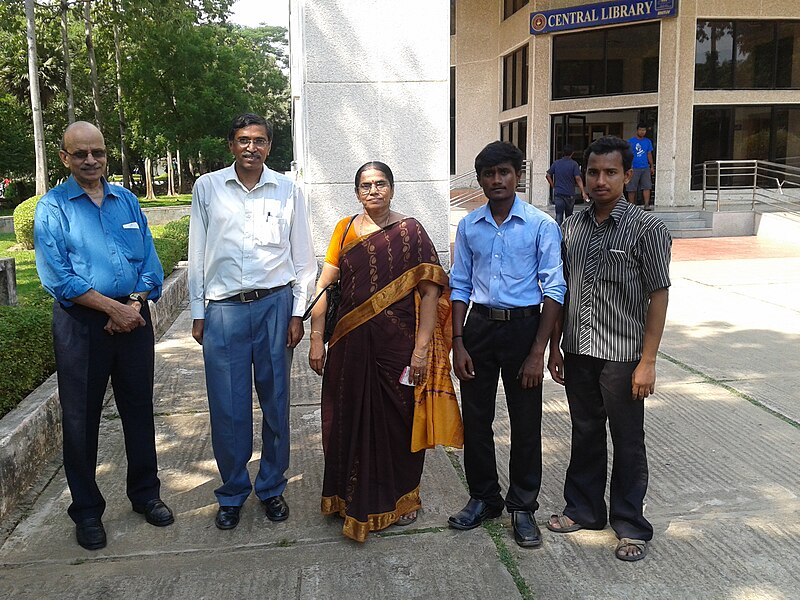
[138,194,192,207]
[0,233,50,307]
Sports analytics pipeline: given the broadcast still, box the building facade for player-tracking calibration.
[451,0,800,208]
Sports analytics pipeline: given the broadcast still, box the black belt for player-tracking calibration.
[218,285,288,303]
[471,303,540,321]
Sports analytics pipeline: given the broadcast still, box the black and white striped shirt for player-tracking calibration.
[561,199,671,361]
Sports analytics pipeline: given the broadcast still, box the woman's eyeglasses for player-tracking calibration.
[358,181,390,193]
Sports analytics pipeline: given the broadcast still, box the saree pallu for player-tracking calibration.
[320,218,450,542]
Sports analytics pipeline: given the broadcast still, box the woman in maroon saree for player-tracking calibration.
[308,162,451,542]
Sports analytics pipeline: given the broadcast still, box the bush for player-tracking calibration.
[0,305,55,418]
[151,215,189,272]
[13,195,42,250]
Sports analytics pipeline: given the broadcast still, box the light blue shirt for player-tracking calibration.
[449,197,566,308]
[34,176,163,306]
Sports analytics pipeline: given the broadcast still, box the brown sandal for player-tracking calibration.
[615,538,648,562]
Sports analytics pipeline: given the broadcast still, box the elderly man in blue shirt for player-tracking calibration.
[34,121,173,552]
[448,141,566,549]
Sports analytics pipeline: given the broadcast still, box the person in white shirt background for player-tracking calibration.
[188,113,316,531]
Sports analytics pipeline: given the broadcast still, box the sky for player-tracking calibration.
[228,0,289,28]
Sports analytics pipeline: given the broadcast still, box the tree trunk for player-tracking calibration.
[166,150,175,196]
[111,0,131,189]
[144,157,155,200]
[176,148,183,194]
[60,0,76,124]
[25,0,49,195]
[84,0,102,129]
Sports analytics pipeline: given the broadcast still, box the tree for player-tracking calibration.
[24,0,49,194]
[60,0,76,123]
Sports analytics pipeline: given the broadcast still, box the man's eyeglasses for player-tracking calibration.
[63,149,107,160]
[235,137,270,148]
[358,180,390,193]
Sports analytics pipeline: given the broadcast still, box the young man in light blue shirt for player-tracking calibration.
[448,141,566,548]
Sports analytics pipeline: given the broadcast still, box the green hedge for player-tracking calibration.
[12,195,41,250]
[0,215,190,420]
[0,305,55,417]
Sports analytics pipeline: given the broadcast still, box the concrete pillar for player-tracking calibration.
[291,0,451,264]
[0,258,17,306]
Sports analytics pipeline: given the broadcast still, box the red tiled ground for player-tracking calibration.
[672,237,800,261]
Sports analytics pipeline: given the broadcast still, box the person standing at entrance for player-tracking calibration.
[547,135,671,562]
[626,123,655,210]
[546,145,589,225]
[34,121,173,551]
[448,140,566,548]
[189,113,316,530]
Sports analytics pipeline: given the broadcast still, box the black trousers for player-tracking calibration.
[460,309,542,513]
[562,353,652,540]
[52,300,161,523]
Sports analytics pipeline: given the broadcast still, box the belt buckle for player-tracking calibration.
[488,307,510,321]
[239,291,254,302]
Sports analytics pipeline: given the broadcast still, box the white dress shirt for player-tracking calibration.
[188,164,317,319]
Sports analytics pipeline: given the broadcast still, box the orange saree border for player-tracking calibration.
[321,487,421,543]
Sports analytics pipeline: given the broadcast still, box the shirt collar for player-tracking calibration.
[586,197,631,226]
[65,175,118,202]
[475,196,527,225]
[224,163,278,190]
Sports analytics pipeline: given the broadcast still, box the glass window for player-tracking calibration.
[503,0,528,21]
[501,117,527,157]
[776,22,800,88]
[450,0,456,36]
[695,21,734,88]
[691,105,800,188]
[735,22,775,89]
[695,20,800,89]
[503,45,528,110]
[552,23,660,100]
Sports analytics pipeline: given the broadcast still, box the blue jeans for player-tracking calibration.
[553,194,576,225]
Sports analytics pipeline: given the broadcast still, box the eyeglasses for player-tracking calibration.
[63,148,107,160]
[358,180,390,193]
[235,137,270,148]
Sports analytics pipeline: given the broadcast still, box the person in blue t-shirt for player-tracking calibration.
[626,123,655,210]
[546,145,589,224]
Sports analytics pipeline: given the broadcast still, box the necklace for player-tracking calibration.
[359,211,391,235]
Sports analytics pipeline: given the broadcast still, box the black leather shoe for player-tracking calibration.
[215,506,241,530]
[262,495,290,522]
[512,511,542,548]
[448,498,504,530]
[75,518,106,550]
[133,498,175,527]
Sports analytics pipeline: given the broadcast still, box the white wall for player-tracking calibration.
[292,0,451,263]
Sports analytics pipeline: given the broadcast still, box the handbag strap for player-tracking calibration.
[302,215,358,320]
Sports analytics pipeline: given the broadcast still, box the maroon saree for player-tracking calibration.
[320,218,449,542]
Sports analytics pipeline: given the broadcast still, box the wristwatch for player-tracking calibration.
[128,293,146,305]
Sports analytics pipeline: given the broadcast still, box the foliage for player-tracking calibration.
[0,212,189,418]
[0,0,293,186]
[0,305,55,418]
[13,194,42,249]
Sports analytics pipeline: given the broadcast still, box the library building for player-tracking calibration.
[450,0,800,209]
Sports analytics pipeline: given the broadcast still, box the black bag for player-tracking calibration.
[303,215,357,343]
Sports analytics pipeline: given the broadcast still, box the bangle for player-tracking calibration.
[413,352,426,359]
[452,335,463,339]
[310,330,323,337]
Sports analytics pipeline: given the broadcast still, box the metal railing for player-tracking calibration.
[701,159,800,214]
[450,160,532,208]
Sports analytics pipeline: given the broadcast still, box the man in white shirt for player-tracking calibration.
[188,113,316,530]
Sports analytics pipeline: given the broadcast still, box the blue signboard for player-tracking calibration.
[530,0,677,35]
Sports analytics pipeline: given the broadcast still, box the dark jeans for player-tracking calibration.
[460,308,542,513]
[553,194,576,225]
[53,300,161,523]
[562,353,652,540]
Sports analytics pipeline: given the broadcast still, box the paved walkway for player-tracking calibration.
[1,237,799,599]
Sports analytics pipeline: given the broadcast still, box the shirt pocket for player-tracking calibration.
[598,249,633,282]
[118,225,145,262]
[255,215,288,247]
[501,231,534,280]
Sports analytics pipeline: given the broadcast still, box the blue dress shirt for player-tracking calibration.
[34,176,163,307]
[449,197,566,308]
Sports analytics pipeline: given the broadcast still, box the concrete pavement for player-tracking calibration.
[1,236,799,599]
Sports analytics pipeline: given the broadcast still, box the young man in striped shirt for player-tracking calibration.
[546,136,671,562]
